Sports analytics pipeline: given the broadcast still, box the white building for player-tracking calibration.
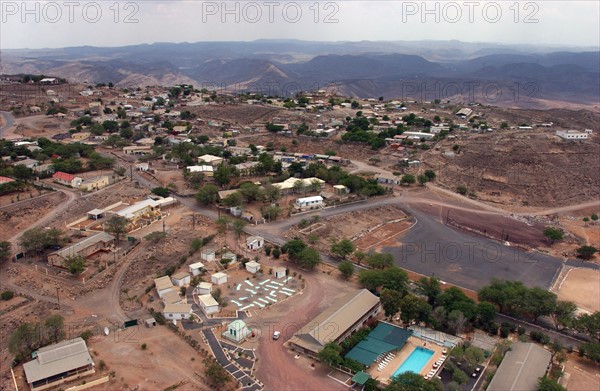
[245,261,261,274]
[197,281,212,295]
[403,131,435,140]
[198,294,220,315]
[295,195,324,209]
[556,130,589,140]
[163,303,193,320]
[189,262,205,276]
[246,236,264,251]
[186,165,214,176]
[154,276,174,298]
[200,247,217,262]
[211,272,228,285]
[171,271,191,287]
[273,266,287,279]
[198,154,223,166]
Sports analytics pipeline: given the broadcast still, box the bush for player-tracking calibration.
[141,343,147,350]
[1,291,14,300]
[98,360,106,370]
[80,330,93,342]
[517,326,526,335]
[530,331,550,345]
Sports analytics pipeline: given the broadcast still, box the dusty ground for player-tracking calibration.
[354,220,414,252]
[424,130,600,208]
[285,205,409,255]
[188,104,284,126]
[563,355,600,391]
[552,267,600,313]
[0,191,67,241]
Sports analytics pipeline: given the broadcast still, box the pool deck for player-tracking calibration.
[367,337,446,385]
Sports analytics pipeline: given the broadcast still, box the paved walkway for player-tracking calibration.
[201,328,262,391]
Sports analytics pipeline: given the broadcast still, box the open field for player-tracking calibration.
[425,130,600,208]
[563,355,600,391]
[0,190,66,241]
[552,267,600,313]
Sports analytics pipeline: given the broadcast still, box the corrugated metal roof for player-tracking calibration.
[52,232,114,259]
[24,338,93,384]
[487,343,551,391]
[289,289,379,353]
[154,276,173,291]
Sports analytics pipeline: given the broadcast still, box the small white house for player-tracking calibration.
[201,247,217,262]
[171,271,191,287]
[162,290,183,305]
[222,319,252,343]
[245,261,261,274]
[295,195,324,209]
[246,236,264,251]
[154,276,174,298]
[163,303,193,320]
[211,272,228,285]
[198,294,220,315]
[556,130,589,140]
[273,266,287,279]
[189,262,205,276]
[197,281,212,295]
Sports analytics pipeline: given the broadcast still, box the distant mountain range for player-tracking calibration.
[1,40,598,107]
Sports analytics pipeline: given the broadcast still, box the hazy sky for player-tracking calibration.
[1,1,599,49]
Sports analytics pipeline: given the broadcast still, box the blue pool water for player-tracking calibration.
[391,347,434,378]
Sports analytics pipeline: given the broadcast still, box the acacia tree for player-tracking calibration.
[65,255,86,275]
[338,261,355,280]
[203,358,231,388]
[331,239,356,260]
[104,215,127,246]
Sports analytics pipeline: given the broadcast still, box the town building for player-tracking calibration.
[79,175,111,192]
[211,272,228,285]
[154,276,174,298]
[555,130,589,140]
[171,271,191,287]
[23,338,95,391]
[47,232,114,268]
[163,303,193,320]
[245,260,261,274]
[198,294,220,315]
[246,236,264,251]
[196,281,212,295]
[188,262,205,276]
[295,195,324,209]
[273,266,287,279]
[487,343,551,391]
[289,289,380,356]
[222,320,252,343]
[52,171,83,188]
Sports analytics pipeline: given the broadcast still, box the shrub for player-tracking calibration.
[141,343,147,350]
[530,331,550,345]
[80,330,93,342]
[1,291,14,300]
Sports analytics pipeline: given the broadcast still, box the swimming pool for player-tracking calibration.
[391,347,434,378]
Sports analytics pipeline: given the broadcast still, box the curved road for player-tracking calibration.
[0,110,16,137]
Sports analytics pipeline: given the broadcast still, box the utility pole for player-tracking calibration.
[56,287,60,309]
[130,166,133,181]
[163,220,165,235]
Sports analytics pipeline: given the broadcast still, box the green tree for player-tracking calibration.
[543,227,564,242]
[0,241,11,264]
[296,247,321,270]
[104,215,128,245]
[576,245,597,260]
[263,185,281,203]
[151,187,170,198]
[417,276,441,306]
[381,267,409,293]
[282,239,307,260]
[9,323,41,361]
[452,368,469,385]
[399,294,431,325]
[424,170,436,181]
[551,300,577,330]
[239,182,262,203]
[591,213,599,221]
[418,175,428,185]
[232,219,246,242]
[386,372,439,391]
[331,239,356,260]
[44,315,65,343]
[400,174,416,185]
[203,358,231,387]
[222,191,242,207]
[456,185,468,195]
[366,252,394,269]
[19,227,63,255]
[338,261,355,280]
[477,302,498,326]
[538,376,567,391]
[196,184,219,205]
[65,255,86,274]
[317,342,343,366]
[575,312,600,339]
[381,288,403,317]
[213,164,233,187]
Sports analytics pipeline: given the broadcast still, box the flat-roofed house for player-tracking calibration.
[154,276,174,298]
[189,262,205,276]
[295,195,324,209]
[211,272,228,285]
[198,154,223,166]
[23,338,95,391]
[47,232,114,268]
[246,236,264,251]
[161,290,183,305]
[171,271,191,287]
[289,289,380,356]
[198,294,220,315]
[245,261,261,274]
[163,303,193,320]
